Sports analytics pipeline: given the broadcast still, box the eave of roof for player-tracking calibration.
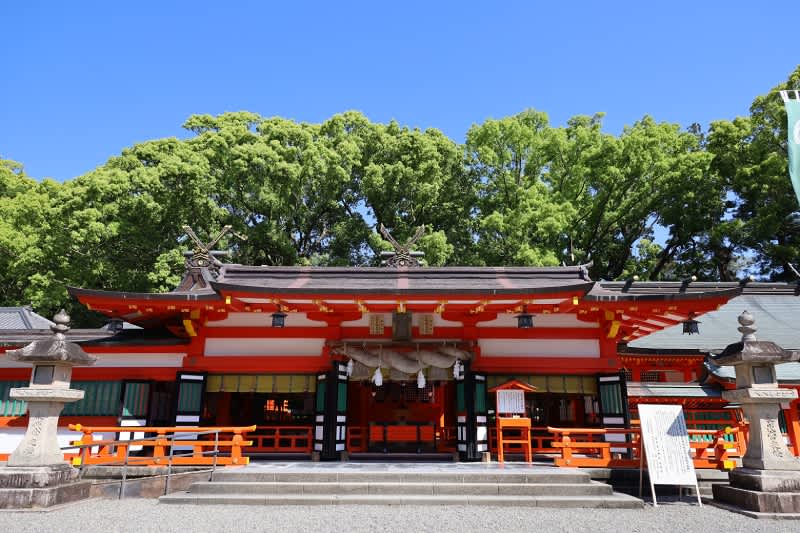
[589,283,741,302]
[68,286,221,302]
[0,329,113,347]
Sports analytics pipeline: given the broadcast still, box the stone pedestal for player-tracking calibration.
[0,464,91,509]
[0,310,96,509]
[8,390,85,467]
[713,469,800,517]
[711,310,800,518]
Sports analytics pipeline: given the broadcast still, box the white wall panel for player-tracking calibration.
[206,312,327,327]
[0,353,185,368]
[204,338,325,356]
[478,339,600,358]
[0,427,115,455]
[477,313,598,328]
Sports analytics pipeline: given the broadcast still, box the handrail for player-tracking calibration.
[68,424,255,466]
[545,425,746,470]
[62,426,254,499]
[246,425,313,454]
[68,424,256,432]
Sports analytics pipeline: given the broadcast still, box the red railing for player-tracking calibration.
[246,425,313,454]
[346,425,458,453]
[488,426,559,455]
[547,425,746,470]
[68,424,254,466]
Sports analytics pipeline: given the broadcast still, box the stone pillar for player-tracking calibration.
[711,310,800,517]
[8,390,85,467]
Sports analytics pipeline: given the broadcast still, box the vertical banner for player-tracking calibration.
[781,90,800,206]
[638,404,700,506]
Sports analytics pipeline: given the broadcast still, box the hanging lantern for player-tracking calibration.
[516,305,534,329]
[372,367,383,387]
[271,305,287,328]
[346,359,354,377]
[417,369,426,389]
[682,314,701,335]
[452,359,464,379]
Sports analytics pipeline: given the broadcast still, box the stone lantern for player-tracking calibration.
[0,310,96,508]
[712,310,800,516]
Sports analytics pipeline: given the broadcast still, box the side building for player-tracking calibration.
[617,287,800,455]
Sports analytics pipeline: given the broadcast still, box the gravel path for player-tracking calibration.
[0,500,795,533]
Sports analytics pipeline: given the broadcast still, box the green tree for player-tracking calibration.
[707,65,800,280]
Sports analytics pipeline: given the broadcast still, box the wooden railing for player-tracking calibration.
[488,426,559,454]
[346,425,458,453]
[67,424,255,466]
[246,425,313,454]
[547,425,746,470]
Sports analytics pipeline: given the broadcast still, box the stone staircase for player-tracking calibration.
[159,464,643,508]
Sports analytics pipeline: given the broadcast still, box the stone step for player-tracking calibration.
[187,481,614,497]
[210,470,591,485]
[159,492,643,508]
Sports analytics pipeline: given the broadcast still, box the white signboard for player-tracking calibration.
[496,390,525,414]
[638,404,700,505]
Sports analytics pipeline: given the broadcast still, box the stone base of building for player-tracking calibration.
[0,464,90,509]
[713,468,800,516]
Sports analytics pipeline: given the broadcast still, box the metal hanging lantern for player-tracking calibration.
[452,359,464,379]
[271,305,287,328]
[682,314,701,335]
[516,305,534,329]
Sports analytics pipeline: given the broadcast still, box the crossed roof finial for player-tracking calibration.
[182,225,247,274]
[378,224,425,267]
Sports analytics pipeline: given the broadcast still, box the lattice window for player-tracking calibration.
[418,314,434,336]
[640,371,661,382]
[622,369,633,382]
[405,384,435,403]
[369,314,385,335]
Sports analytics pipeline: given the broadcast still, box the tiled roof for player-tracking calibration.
[627,382,723,398]
[213,265,594,295]
[0,307,54,329]
[628,294,800,351]
[705,360,800,384]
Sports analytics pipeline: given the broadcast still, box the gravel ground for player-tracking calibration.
[0,500,795,533]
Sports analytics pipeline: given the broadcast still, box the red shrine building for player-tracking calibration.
[3,239,757,461]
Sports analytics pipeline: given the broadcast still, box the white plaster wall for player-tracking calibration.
[0,353,186,369]
[0,427,116,455]
[477,313,598,328]
[204,338,325,356]
[206,312,327,327]
[478,338,600,358]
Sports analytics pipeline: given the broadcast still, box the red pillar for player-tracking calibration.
[786,399,800,457]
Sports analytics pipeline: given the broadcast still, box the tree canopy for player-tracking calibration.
[2,66,800,324]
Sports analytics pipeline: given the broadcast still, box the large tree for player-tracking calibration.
[466,110,720,280]
[707,66,800,280]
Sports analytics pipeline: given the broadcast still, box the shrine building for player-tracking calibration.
[2,238,752,461]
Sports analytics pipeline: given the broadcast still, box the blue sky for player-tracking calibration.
[1,1,797,182]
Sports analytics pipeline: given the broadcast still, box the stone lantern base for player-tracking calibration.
[0,463,91,509]
[712,468,800,518]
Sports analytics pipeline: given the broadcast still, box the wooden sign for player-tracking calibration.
[497,389,525,415]
[638,404,700,506]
